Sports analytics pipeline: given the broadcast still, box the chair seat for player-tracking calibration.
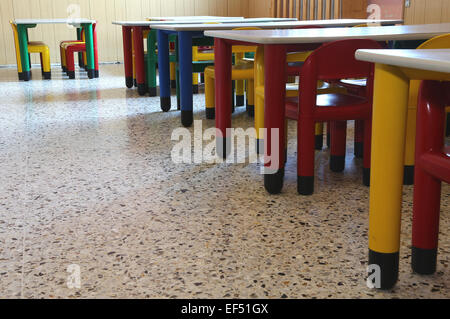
[63,42,86,50]
[285,93,369,120]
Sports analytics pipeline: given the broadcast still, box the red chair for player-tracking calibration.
[283,39,382,195]
[64,23,99,79]
[411,80,450,275]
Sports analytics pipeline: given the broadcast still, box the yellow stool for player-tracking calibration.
[204,27,261,120]
[10,21,51,80]
[403,33,450,184]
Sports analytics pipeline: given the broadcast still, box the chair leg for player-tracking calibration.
[326,122,331,148]
[315,123,324,150]
[297,118,316,195]
[247,79,255,117]
[354,120,364,158]
[42,48,51,80]
[363,118,372,187]
[412,80,446,275]
[192,73,199,94]
[330,121,347,173]
[446,113,450,137]
[204,71,215,119]
[255,92,265,155]
[66,48,76,79]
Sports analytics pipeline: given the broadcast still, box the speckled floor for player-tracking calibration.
[0,64,448,299]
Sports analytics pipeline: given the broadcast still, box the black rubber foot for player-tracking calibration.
[126,77,133,89]
[404,165,415,185]
[256,139,264,155]
[181,110,193,128]
[368,250,399,290]
[193,85,199,94]
[330,155,345,173]
[171,80,177,89]
[363,167,371,187]
[315,135,324,151]
[137,83,147,96]
[148,87,157,97]
[87,69,95,79]
[446,113,450,137]
[298,176,314,195]
[236,95,245,107]
[247,105,255,117]
[21,71,31,82]
[95,70,99,78]
[161,97,171,112]
[216,137,231,159]
[18,72,24,81]
[205,108,215,120]
[264,168,285,195]
[43,72,51,80]
[68,71,75,80]
[62,66,67,72]
[134,79,137,87]
[354,141,364,158]
[412,247,437,275]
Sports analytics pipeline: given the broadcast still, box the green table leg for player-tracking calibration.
[17,24,34,81]
[147,30,157,96]
[82,23,95,79]
[76,27,84,69]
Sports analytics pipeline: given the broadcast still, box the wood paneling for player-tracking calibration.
[0,0,247,65]
[260,0,343,19]
[404,0,450,24]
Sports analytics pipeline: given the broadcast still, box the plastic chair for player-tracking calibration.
[204,27,261,120]
[403,34,450,184]
[411,80,450,275]
[281,39,382,195]
[10,21,51,80]
[254,26,347,154]
[63,23,99,79]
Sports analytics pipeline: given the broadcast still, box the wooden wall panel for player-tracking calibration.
[0,0,251,66]
[404,0,450,24]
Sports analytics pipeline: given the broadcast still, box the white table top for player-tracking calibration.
[112,17,297,27]
[14,18,96,25]
[356,49,450,74]
[146,16,244,21]
[205,22,450,44]
[150,19,402,32]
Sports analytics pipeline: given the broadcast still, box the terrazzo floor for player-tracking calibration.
[0,64,448,299]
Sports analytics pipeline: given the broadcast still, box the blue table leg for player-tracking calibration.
[178,31,194,127]
[157,30,171,112]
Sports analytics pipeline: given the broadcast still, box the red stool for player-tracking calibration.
[411,80,450,275]
[64,23,99,79]
[283,39,382,195]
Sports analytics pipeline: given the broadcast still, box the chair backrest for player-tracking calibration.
[417,33,450,49]
[272,0,342,20]
[300,39,382,99]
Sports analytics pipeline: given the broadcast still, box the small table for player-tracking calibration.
[112,18,297,94]
[13,19,97,80]
[355,48,450,290]
[154,19,402,127]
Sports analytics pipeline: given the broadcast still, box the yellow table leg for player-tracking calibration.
[368,63,410,290]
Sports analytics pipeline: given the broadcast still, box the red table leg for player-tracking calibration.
[215,38,233,159]
[122,26,133,88]
[132,26,146,96]
[264,44,287,194]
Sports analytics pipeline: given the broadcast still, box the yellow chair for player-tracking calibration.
[10,21,51,80]
[204,27,261,120]
[403,33,450,184]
